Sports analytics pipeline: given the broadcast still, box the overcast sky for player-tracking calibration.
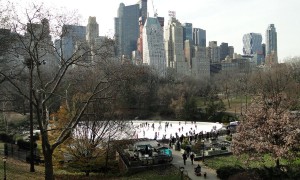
[10,0,300,62]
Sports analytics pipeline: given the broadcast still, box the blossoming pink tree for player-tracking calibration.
[232,65,300,168]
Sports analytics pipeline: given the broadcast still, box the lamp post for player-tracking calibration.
[3,156,7,180]
[25,58,35,172]
[202,139,205,162]
[179,166,184,180]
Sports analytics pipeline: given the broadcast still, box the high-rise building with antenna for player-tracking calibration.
[265,24,278,64]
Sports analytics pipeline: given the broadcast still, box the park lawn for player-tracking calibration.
[119,165,189,180]
[55,165,187,180]
[0,157,45,180]
[195,95,251,113]
[0,157,185,180]
[223,96,252,112]
[0,142,184,179]
[195,97,206,107]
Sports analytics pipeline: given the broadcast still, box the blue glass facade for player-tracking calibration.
[243,33,262,55]
[182,23,193,43]
[266,24,277,56]
[59,25,86,60]
[115,1,147,58]
[139,0,147,25]
[243,33,264,65]
[193,28,206,47]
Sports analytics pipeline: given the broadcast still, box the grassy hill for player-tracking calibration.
[0,156,45,180]
[0,154,187,180]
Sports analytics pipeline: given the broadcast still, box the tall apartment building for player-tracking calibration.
[25,18,57,71]
[58,25,86,60]
[206,41,220,63]
[143,17,166,77]
[157,17,165,27]
[243,33,262,55]
[86,17,99,46]
[262,43,266,57]
[243,33,264,65]
[57,17,113,65]
[114,3,140,58]
[185,29,210,79]
[136,17,145,65]
[139,0,148,25]
[0,29,24,69]
[191,46,210,80]
[193,28,206,47]
[184,40,193,69]
[164,17,189,76]
[219,42,229,61]
[25,18,52,51]
[228,46,234,58]
[265,24,278,64]
[182,23,193,43]
[85,17,101,62]
[136,1,165,63]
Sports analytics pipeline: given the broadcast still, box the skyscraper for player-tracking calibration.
[86,17,99,46]
[243,33,264,65]
[135,0,148,63]
[206,41,220,63]
[157,17,165,27]
[243,33,262,55]
[143,17,166,77]
[193,28,206,47]
[25,18,57,70]
[139,0,148,25]
[164,17,189,76]
[59,25,86,60]
[265,24,278,64]
[114,3,140,58]
[182,23,193,43]
[228,46,234,58]
[191,46,210,80]
[220,42,229,61]
[262,43,266,57]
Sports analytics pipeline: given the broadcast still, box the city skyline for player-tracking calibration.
[7,0,300,62]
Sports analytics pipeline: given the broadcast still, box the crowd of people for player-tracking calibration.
[132,121,223,141]
[130,120,219,178]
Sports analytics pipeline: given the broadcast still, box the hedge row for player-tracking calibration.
[0,133,14,143]
[0,133,38,150]
[216,165,300,180]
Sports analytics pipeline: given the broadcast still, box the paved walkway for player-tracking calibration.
[171,149,220,180]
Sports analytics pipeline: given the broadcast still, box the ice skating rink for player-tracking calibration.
[131,120,223,140]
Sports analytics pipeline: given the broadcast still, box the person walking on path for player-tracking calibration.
[182,152,187,165]
[195,164,201,174]
[190,152,195,165]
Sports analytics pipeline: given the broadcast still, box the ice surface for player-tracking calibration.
[130,120,223,140]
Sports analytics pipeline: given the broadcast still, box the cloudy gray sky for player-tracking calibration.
[10,0,300,62]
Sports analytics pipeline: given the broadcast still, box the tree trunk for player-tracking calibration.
[41,131,54,180]
[105,135,111,169]
[44,150,54,180]
[29,61,35,172]
[227,96,231,108]
[276,158,280,169]
[245,95,248,110]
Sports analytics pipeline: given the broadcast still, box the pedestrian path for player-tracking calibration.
[172,149,220,180]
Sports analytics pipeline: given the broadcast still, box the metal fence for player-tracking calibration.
[0,143,35,162]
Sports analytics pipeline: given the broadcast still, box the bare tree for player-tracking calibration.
[64,105,131,176]
[214,71,234,108]
[114,64,160,118]
[0,3,123,179]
